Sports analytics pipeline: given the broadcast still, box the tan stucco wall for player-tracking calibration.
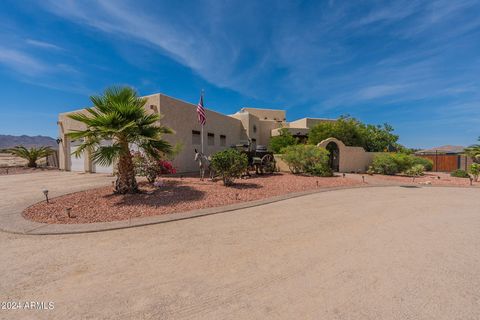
[241,108,286,121]
[157,94,245,172]
[289,118,336,129]
[57,92,343,174]
[317,137,378,173]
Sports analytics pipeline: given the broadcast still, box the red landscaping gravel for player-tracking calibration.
[23,173,362,224]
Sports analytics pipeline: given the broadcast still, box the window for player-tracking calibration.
[192,130,201,145]
[207,133,215,146]
[220,135,226,146]
[251,138,257,148]
[253,125,257,133]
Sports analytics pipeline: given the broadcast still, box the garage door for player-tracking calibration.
[93,140,114,174]
[70,141,85,172]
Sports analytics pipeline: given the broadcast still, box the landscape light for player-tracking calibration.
[42,189,49,203]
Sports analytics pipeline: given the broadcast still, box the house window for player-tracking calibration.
[253,125,257,133]
[192,130,201,145]
[251,138,257,148]
[220,135,226,146]
[207,133,215,146]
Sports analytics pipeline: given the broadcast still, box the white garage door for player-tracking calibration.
[70,141,85,172]
[93,140,114,174]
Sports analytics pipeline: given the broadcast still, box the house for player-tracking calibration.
[57,93,336,174]
[415,145,472,172]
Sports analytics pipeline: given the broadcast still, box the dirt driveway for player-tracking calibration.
[1,185,479,319]
[0,171,114,232]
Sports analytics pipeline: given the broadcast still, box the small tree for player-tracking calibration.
[7,146,54,168]
[464,137,480,163]
[67,86,173,194]
[268,128,298,153]
[468,163,480,181]
[210,149,248,186]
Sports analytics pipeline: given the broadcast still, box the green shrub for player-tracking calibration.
[371,153,400,175]
[468,163,480,181]
[281,145,332,176]
[412,157,433,171]
[451,169,470,178]
[372,153,430,175]
[210,149,248,186]
[268,128,298,153]
[404,164,425,177]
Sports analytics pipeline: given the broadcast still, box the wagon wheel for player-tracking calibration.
[261,154,275,174]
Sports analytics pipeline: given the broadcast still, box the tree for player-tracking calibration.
[361,123,399,152]
[268,128,298,153]
[7,146,54,168]
[464,137,480,163]
[67,86,173,194]
[308,116,365,148]
[307,116,400,152]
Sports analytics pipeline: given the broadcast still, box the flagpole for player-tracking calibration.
[201,89,205,154]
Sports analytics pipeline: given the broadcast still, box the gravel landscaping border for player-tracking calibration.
[23,173,362,224]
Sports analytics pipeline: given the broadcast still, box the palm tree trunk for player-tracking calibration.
[115,144,138,194]
[27,159,37,168]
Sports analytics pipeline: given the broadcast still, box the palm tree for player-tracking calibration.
[7,146,54,168]
[67,86,173,194]
[464,137,480,163]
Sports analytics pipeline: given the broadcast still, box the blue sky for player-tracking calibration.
[0,0,479,148]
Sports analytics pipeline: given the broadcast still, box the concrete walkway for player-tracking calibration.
[1,186,479,319]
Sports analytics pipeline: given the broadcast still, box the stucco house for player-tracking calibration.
[57,93,337,174]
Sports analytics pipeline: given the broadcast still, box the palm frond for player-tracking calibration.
[91,144,122,166]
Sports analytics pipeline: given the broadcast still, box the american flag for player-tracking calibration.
[197,93,206,126]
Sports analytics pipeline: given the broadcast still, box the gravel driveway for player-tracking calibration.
[1,186,480,319]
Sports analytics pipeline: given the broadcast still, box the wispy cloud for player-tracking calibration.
[0,45,88,94]
[26,0,480,146]
[0,47,49,76]
[25,39,63,51]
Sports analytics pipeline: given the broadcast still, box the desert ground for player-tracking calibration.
[1,173,479,319]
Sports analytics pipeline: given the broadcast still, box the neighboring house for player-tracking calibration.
[57,93,336,174]
[415,145,472,172]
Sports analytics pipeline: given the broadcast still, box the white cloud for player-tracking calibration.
[0,47,49,76]
[25,39,63,51]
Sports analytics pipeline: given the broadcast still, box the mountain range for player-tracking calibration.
[0,135,57,149]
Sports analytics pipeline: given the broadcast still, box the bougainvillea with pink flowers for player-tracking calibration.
[132,152,176,183]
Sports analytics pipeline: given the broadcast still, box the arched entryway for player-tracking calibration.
[326,141,340,172]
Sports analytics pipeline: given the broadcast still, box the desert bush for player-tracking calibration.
[412,157,433,171]
[404,164,425,177]
[268,128,298,153]
[210,149,248,186]
[132,152,176,183]
[371,154,400,175]
[372,153,430,175]
[281,145,332,176]
[451,169,470,178]
[468,163,480,181]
